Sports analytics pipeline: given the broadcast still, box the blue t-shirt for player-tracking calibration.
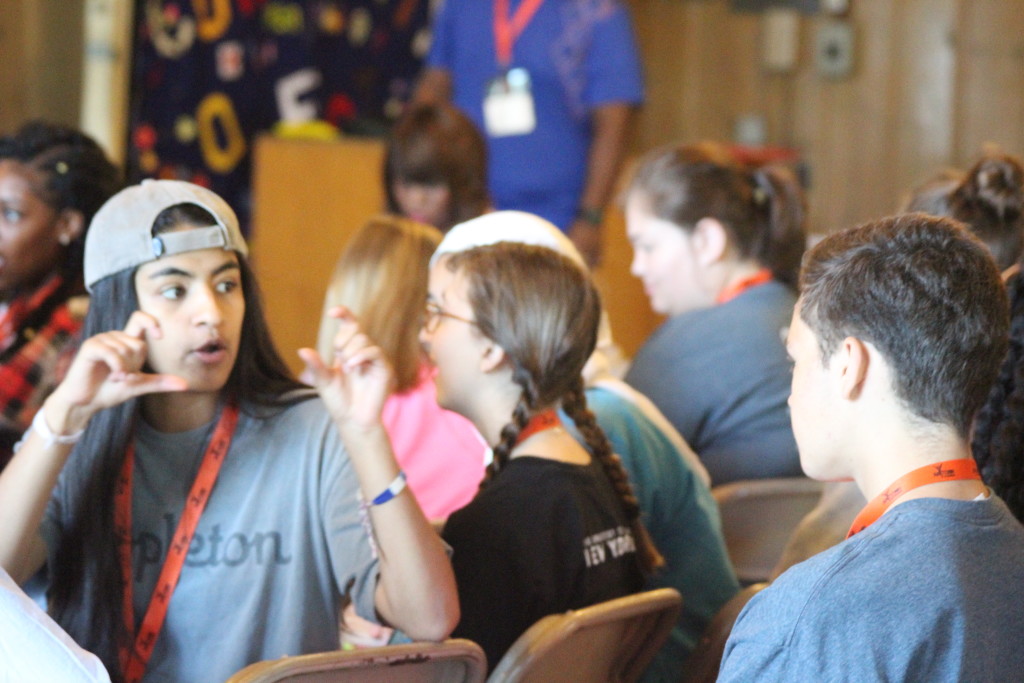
[427,0,644,230]
[719,495,1024,682]
[626,281,801,485]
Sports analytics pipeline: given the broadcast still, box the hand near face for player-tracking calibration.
[47,311,189,431]
[298,306,393,431]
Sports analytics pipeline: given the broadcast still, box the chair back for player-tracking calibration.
[712,477,824,584]
[224,639,487,683]
[681,582,768,683]
[486,587,682,683]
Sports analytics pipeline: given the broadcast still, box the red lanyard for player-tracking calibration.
[846,458,981,538]
[514,408,561,447]
[116,402,240,683]
[716,268,773,305]
[494,0,545,68]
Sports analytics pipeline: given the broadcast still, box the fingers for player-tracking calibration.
[326,311,382,372]
[327,305,356,322]
[341,342,384,373]
[82,332,148,377]
[119,372,189,398]
[123,310,163,340]
[334,331,382,373]
[297,347,331,388]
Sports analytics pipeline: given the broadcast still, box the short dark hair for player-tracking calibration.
[799,213,1009,438]
[384,102,489,232]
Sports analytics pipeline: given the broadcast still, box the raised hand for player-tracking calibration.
[45,311,189,433]
[298,306,393,431]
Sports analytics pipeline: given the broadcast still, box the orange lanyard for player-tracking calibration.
[116,402,239,683]
[715,268,773,305]
[514,408,561,447]
[846,458,981,538]
[494,0,545,68]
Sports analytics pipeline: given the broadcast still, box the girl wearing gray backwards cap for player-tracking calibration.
[0,180,457,682]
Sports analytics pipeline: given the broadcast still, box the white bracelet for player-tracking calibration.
[15,408,85,452]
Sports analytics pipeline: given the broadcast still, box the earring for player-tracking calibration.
[58,233,71,246]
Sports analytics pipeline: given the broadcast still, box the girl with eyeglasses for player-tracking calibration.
[422,240,661,671]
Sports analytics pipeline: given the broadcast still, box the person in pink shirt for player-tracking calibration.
[317,216,486,521]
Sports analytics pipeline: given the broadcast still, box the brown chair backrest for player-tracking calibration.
[224,639,487,683]
[486,588,682,683]
[681,582,768,683]
[712,478,824,584]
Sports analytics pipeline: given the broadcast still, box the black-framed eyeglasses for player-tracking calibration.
[423,300,477,333]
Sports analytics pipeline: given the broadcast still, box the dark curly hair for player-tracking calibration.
[0,120,122,284]
[972,270,1024,521]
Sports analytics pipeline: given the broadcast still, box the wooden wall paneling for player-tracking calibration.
[249,136,386,376]
[630,0,690,150]
[887,0,957,209]
[787,1,908,232]
[0,3,28,133]
[952,0,1024,163]
[0,0,85,133]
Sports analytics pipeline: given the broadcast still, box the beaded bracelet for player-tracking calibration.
[13,408,85,453]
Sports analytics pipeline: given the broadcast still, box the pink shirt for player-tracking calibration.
[382,368,487,519]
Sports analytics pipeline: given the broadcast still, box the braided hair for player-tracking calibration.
[446,242,663,574]
[0,121,122,285]
[972,270,1024,521]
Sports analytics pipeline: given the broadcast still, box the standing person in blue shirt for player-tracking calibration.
[719,214,1024,682]
[414,0,644,265]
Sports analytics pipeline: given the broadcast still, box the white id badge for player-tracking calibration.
[483,67,536,137]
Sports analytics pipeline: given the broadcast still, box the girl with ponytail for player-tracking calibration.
[422,241,661,671]
[903,151,1024,273]
[623,142,807,484]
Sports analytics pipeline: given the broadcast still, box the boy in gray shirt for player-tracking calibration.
[719,214,1024,681]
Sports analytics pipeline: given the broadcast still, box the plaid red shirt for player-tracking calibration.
[0,274,86,467]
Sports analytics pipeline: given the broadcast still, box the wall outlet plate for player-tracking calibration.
[820,0,850,15]
[815,19,854,79]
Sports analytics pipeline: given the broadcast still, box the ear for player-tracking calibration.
[835,336,870,400]
[692,217,729,266]
[479,339,508,374]
[56,208,85,245]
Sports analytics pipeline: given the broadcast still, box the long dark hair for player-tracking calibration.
[972,270,1024,521]
[47,205,304,679]
[447,243,663,575]
[0,120,122,288]
[627,142,807,288]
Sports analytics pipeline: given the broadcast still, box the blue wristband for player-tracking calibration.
[369,471,408,507]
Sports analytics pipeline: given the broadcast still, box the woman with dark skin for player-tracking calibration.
[0,121,121,466]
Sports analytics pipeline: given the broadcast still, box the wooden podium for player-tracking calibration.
[249,135,661,377]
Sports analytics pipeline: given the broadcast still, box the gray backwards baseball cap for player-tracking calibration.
[84,179,248,292]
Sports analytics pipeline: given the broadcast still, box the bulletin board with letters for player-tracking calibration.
[127,0,431,231]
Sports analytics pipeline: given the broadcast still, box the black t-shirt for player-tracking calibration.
[443,455,645,670]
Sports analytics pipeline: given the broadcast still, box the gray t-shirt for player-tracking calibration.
[719,494,1024,682]
[42,397,379,682]
[625,281,801,485]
